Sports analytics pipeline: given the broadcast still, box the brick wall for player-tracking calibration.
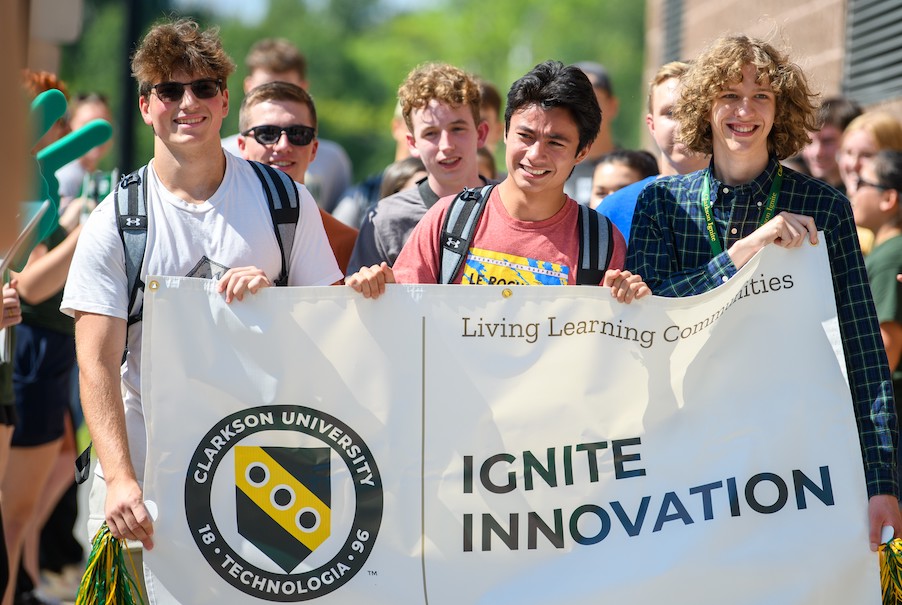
[646,0,846,95]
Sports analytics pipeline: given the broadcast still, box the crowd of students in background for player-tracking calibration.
[4,21,902,605]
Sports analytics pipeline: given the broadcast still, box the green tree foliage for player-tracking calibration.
[58,2,126,170]
[61,0,646,183]
[59,0,173,170]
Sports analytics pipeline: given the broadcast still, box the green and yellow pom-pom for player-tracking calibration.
[881,537,902,605]
[75,523,146,605]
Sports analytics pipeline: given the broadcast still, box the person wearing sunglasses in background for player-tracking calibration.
[237,81,357,274]
[221,38,353,214]
[60,19,341,605]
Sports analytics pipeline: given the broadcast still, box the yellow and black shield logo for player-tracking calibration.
[235,446,331,572]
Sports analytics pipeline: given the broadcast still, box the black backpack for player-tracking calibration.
[76,160,301,485]
[115,160,300,326]
[438,185,615,285]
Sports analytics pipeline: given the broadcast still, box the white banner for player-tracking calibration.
[141,240,880,604]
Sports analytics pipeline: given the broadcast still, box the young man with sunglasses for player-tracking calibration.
[61,19,341,603]
[222,38,352,213]
[237,81,357,273]
[626,35,902,550]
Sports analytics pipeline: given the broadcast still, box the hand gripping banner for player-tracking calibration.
[141,239,881,604]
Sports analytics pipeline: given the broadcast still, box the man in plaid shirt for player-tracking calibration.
[627,34,902,550]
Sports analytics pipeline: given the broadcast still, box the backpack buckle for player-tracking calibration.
[120,172,142,189]
[458,187,481,202]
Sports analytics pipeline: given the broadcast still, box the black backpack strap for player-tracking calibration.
[248,161,300,286]
[438,184,494,284]
[115,166,149,326]
[576,204,614,285]
[75,442,92,484]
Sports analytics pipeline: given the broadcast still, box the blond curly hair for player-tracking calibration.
[674,35,818,159]
[398,63,481,134]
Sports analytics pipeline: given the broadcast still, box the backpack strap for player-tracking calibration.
[79,162,301,486]
[248,161,300,286]
[115,161,299,329]
[115,166,149,326]
[576,204,614,285]
[438,184,494,284]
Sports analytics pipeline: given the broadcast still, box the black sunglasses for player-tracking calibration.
[241,125,316,147]
[151,78,223,103]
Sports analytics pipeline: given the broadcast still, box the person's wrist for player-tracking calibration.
[727,239,749,269]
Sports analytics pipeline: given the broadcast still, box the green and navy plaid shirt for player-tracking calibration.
[626,157,898,498]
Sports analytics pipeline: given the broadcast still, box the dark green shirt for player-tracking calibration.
[865,234,902,399]
[21,225,73,335]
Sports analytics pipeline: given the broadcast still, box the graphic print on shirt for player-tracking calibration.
[187,256,230,280]
[462,247,570,286]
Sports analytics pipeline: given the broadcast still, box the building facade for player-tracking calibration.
[645,0,902,117]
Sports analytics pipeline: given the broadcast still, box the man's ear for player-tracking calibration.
[475,119,490,149]
[881,188,900,215]
[221,88,229,118]
[308,139,319,164]
[406,133,420,158]
[138,94,153,126]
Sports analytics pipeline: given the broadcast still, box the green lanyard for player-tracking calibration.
[700,164,783,256]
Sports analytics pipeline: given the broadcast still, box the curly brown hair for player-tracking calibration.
[398,63,481,134]
[23,70,70,137]
[674,35,818,159]
[22,70,69,100]
[132,18,235,98]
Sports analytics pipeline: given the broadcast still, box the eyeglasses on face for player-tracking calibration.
[241,125,316,147]
[856,176,888,191]
[151,79,223,103]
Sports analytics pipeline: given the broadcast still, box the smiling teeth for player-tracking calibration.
[272,161,292,167]
[732,124,755,133]
[176,118,203,124]
[524,167,549,175]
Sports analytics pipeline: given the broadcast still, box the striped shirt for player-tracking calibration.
[626,157,898,498]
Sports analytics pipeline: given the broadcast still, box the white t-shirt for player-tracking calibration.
[61,152,342,482]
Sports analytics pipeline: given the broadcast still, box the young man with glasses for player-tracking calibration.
[61,19,341,603]
[853,150,902,496]
[626,35,902,550]
[221,38,353,213]
[237,81,358,273]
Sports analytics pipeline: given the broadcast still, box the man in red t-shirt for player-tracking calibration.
[347,60,648,303]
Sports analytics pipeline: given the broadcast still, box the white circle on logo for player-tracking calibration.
[296,507,321,533]
[245,462,270,487]
[270,484,296,511]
